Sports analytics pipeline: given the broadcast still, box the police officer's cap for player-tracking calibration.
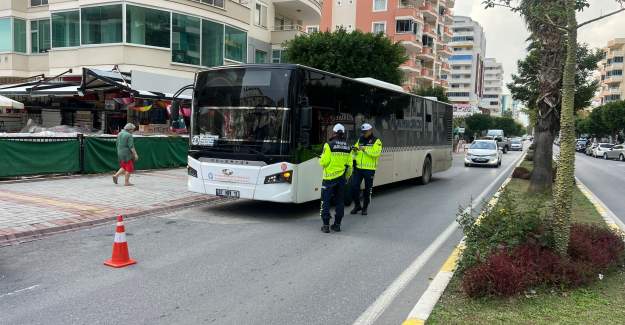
[360,123,373,131]
[333,123,345,133]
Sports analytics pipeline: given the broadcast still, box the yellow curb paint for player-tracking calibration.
[440,246,462,273]
[1,192,106,213]
[402,318,425,325]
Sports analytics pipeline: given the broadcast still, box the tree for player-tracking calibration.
[411,86,450,103]
[600,101,625,141]
[465,114,493,139]
[284,29,408,85]
[486,0,625,255]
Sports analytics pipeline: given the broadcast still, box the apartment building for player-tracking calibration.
[446,16,485,108]
[481,58,503,115]
[598,38,625,105]
[320,0,455,90]
[0,0,322,81]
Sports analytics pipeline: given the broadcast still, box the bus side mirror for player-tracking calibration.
[170,100,180,123]
[301,106,312,130]
[300,106,312,147]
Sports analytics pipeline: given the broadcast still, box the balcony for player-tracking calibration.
[417,47,435,61]
[605,75,623,84]
[419,68,434,80]
[272,0,322,23]
[395,33,423,52]
[444,26,453,37]
[419,2,438,22]
[441,62,451,72]
[607,50,623,58]
[422,24,437,38]
[439,45,452,56]
[400,59,422,74]
[271,25,306,45]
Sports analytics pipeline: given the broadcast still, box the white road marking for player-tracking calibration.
[352,153,525,325]
[0,284,40,299]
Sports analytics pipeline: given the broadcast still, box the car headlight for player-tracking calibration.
[264,171,293,184]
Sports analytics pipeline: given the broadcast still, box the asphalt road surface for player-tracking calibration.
[1,151,524,325]
[575,150,625,224]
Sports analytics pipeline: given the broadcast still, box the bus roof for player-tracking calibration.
[197,64,451,106]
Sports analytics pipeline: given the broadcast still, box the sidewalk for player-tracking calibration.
[0,169,224,245]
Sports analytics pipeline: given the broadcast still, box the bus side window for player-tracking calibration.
[426,101,433,142]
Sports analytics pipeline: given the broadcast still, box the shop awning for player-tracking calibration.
[0,95,24,109]
[79,68,193,100]
[0,81,80,97]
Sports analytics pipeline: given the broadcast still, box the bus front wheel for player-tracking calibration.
[418,157,432,185]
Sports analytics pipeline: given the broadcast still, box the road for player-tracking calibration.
[1,151,524,325]
[575,151,625,224]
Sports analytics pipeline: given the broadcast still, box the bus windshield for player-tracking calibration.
[193,68,293,156]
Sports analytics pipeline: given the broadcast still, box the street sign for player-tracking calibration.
[458,128,465,134]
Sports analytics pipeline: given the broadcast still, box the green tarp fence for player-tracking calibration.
[0,136,189,178]
[84,137,188,173]
[0,139,80,177]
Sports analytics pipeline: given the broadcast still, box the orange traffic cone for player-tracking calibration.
[104,215,137,268]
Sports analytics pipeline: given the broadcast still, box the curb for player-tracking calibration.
[401,152,525,325]
[576,178,625,233]
[0,196,233,247]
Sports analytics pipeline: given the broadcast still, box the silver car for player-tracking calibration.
[510,139,523,151]
[465,140,502,168]
[605,144,625,161]
[593,143,614,158]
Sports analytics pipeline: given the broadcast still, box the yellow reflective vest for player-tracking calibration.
[319,139,353,180]
[353,136,382,170]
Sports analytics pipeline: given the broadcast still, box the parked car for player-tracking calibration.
[593,143,614,158]
[576,139,589,152]
[510,138,523,151]
[605,144,625,161]
[465,140,502,168]
[586,143,598,156]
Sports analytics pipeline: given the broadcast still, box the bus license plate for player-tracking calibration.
[216,189,240,198]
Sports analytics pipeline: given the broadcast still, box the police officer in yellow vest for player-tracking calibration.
[319,123,353,233]
[350,123,382,216]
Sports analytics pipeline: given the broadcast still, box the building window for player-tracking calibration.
[607,70,623,76]
[271,49,288,63]
[13,18,27,53]
[31,19,51,53]
[396,20,413,33]
[126,5,170,48]
[372,22,386,34]
[172,13,201,65]
[224,26,247,62]
[614,57,624,63]
[0,18,11,52]
[201,19,224,67]
[254,2,268,28]
[81,5,123,45]
[450,54,473,61]
[255,49,267,63]
[30,0,48,7]
[199,0,225,9]
[373,0,387,11]
[307,25,319,33]
[51,11,79,48]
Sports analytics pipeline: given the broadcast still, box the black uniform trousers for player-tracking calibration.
[320,176,346,226]
[351,167,375,209]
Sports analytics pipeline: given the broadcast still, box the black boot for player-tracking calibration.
[350,206,362,214]
[321,225,330,233]
[361,207,368,215]
[330,224,341,232]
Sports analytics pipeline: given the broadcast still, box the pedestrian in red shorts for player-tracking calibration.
[113,123,139,186]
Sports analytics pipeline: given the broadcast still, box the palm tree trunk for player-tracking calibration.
[552,0,578,255]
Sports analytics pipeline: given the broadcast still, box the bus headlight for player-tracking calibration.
[264,171,293,184]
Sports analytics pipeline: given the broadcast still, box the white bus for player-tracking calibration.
[186,64,453,203]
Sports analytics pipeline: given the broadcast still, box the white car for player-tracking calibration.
[465,140,502,168]
[593,143,614,158]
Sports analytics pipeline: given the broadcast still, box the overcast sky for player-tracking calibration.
[454,0,625,94]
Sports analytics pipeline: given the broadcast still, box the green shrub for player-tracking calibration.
[457,189,552,274]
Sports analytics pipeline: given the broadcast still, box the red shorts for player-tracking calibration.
[120,160,135,173]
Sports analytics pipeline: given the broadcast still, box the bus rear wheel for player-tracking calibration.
[418,157,432,185]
